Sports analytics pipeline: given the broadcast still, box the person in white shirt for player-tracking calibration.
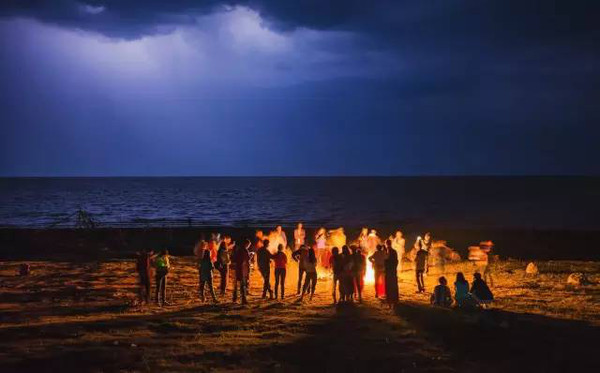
[391,230,406,271]
[293,223,306,250]
[276,225,287,248]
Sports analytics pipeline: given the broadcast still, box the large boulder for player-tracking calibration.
[566,272,591,286]
[525,262,538,275]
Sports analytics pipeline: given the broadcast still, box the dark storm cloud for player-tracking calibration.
[2,1,599,45]
[1,1,599,175]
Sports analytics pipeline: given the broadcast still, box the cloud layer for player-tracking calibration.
[1,1,599,175]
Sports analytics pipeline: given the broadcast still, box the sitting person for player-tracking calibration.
[454,272,479,309]
[430,276,452,307]
[471,272,494,307]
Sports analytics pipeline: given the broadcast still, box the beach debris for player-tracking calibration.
[468,241,493,265]
[75,208,96,229]
[19,263,31,276]
[327,227,347,249]
[525,262,538,275]
[566,272,592,286]
[406,240,460,262]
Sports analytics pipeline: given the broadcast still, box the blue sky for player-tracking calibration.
[1,1,599,175]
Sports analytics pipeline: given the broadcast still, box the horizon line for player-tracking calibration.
[1,174,598,179]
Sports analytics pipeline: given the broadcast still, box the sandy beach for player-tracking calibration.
[1,241,599,372]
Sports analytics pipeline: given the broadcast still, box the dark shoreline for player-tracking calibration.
[1,226,598,261]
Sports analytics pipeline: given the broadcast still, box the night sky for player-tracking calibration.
[1,1,599,176]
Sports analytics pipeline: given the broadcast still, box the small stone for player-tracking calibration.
[525,262,538,275]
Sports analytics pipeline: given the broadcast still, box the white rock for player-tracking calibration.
[525,262,538,275]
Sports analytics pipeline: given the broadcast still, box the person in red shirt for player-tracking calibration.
[273,244,288,299]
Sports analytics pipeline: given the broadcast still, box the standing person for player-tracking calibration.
[479,241,495,287]
[136,249,153,304]
[276,226,287,250]
[341,245,355,302]
[208,234,220,263]
[391,230,406,271]
[273,244,287,300]
[193,239,207,259]
[430,276,452,307]
[315,227,328,267]
[154,249,171,306]
[357,227,369,253]
[415,244,429,293]
[232,240,251,305]
[352,246,366,302]
[216,242,231,296]
[416,232,433,252]
[199,251,218,303]
[366,229,381,254]
[294,223,306,251]
[330,247,343,304]
[292,244,309,295]
[384,241,399,307]
[369,245,387,298]
[257,239,274,299]
[300,247,318,301]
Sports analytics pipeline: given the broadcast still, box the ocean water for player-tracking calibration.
[0,177,599,230]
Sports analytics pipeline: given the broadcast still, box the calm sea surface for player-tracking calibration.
[0,177,599,230]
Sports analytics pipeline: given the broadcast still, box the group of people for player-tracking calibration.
[430,272,494,308]
[134,224,494,310]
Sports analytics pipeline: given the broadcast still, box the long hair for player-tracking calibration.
[455,272,467,284]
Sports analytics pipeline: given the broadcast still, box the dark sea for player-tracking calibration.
[0,177,599,230]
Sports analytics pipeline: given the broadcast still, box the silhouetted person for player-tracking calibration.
[369,245,387,298]
[384,241,399,307]
[273,244,287,299]
[300,247,318,301]
[431,276,452,307]
[292,244,309,295]
[415,245,429,293]
[416,232,433,252]
[330,247,342,303]
[471,272,494,307]
[232,240,251,305]
[340,245,354,302]
[257,239,274,299]
[136,249,153,304]
[352,246,366,302]
[199,251,218,303]
[154,249,171,306]
[216,242,231,296]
